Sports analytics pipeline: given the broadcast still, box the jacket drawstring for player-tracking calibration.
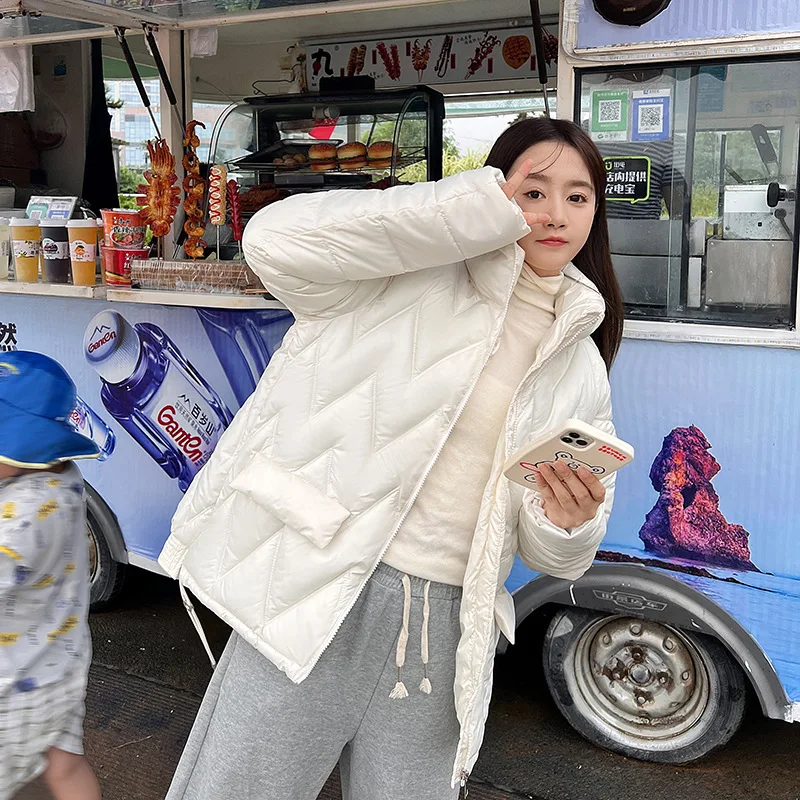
[390,574,434,698]
[419,580,432,694]
[179,582,217,669]
[389,573,413,699]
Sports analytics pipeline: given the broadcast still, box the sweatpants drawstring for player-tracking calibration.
[389,574,413,699]
[390,575,434,698]
[179,582,217,669]
[420,580,432,694]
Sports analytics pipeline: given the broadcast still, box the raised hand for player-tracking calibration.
[501,158,551,229]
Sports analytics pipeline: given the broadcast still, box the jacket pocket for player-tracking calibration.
[230,454,351,549]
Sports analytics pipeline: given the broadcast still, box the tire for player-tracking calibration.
[543,607,747,763]
[87,504,127,611]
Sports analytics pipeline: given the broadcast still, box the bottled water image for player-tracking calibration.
[84,310,233,492]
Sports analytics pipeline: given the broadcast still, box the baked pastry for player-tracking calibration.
[337,141,368,170]
[367,140,398,169]
[309,143,338,172]
[502,35,532,70]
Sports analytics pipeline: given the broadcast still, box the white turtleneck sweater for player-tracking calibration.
[383,266,565,587]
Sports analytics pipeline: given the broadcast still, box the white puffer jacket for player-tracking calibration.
[158,167,616,788]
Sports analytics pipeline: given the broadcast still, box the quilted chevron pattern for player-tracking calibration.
[157,169,616,786]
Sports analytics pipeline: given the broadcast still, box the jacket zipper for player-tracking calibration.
[304,251,524,676]
[459,770,470,798]
[453,305,603,779]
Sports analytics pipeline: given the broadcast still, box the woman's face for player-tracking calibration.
[507,141,597,276]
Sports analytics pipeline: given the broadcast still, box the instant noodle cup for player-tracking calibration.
[103,247,148,286]
[102,208,146,249]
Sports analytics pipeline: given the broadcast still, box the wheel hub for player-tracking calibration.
[86,521,98,581]
[572,617,709,741]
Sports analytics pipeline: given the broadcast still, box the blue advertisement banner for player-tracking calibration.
[0,295,293,562]
[508,338,800,703]
[4,294,799,706]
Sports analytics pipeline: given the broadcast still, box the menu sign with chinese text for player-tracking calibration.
[306,28,551,90]
[604,156,651,203]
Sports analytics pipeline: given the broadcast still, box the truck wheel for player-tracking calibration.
[543,608,746,763]
[87,505,126,611]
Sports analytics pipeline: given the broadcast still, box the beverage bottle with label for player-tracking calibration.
[68,395,116,461]
[84,310,234,491]
[195,308,294,407]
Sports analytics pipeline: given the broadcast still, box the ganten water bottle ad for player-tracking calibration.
[84,310,233,491]
[0,295,294,562]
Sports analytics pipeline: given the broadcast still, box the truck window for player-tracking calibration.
[578,61,799,328]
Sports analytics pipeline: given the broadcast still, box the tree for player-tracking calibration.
[118,166,145,194]
[400,147,490,183]
[362,119,459,157]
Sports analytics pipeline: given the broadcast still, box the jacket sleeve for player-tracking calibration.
[242,167,530,318]
[516,369,616,581]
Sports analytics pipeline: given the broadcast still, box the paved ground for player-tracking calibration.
[15,567,800,800]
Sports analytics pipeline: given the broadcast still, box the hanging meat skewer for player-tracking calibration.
[208,165,227,256]
[182,120,207,260]
[227,179,244,259]
[137,139,180,253]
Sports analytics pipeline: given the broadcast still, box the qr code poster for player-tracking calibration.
[632,89,671,142]
[590,89,630,142]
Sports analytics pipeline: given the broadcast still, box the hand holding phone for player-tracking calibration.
[504,420,634,529]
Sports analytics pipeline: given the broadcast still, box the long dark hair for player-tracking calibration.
[485,117,624,371]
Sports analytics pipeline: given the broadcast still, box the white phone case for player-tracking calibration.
[503,419,634,489]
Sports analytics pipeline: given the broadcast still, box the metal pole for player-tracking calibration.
[114,27,161,139]
[144,25,185,134]
[529,0,551,118]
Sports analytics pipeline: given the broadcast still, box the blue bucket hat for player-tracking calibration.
[0,351,100,468]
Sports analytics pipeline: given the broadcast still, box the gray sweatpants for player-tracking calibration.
[166,563,463,800]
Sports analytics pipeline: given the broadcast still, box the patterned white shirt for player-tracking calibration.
[0,464,91,696]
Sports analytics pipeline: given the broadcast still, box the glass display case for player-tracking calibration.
[206,85,444,258]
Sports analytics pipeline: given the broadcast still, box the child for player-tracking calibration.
[0,351,101,800]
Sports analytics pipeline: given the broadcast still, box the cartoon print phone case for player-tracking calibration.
[503,419,634,489]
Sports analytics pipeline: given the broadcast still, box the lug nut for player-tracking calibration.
[630,623,642,636]
[664,637,675,652]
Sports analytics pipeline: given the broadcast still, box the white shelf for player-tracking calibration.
[0,281,105,299]
[106,288,286,310]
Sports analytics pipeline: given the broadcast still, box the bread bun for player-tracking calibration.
[337,142,367,160]
[367,141,398,162]
[310,160,337,172]
[309,143,338,161]
[341,159,368,171]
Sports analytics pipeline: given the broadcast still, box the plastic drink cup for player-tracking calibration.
[40,219,71,283]
[10,217,41,283]
[67,219,98,286]
[0,217,9,280]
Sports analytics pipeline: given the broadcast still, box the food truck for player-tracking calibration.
[2,0,800,767]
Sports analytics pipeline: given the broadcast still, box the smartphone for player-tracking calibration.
[503,419,634,489]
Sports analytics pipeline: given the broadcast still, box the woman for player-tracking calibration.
[160,117,624,799]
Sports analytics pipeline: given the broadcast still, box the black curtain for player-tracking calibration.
[81,39,119,213]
